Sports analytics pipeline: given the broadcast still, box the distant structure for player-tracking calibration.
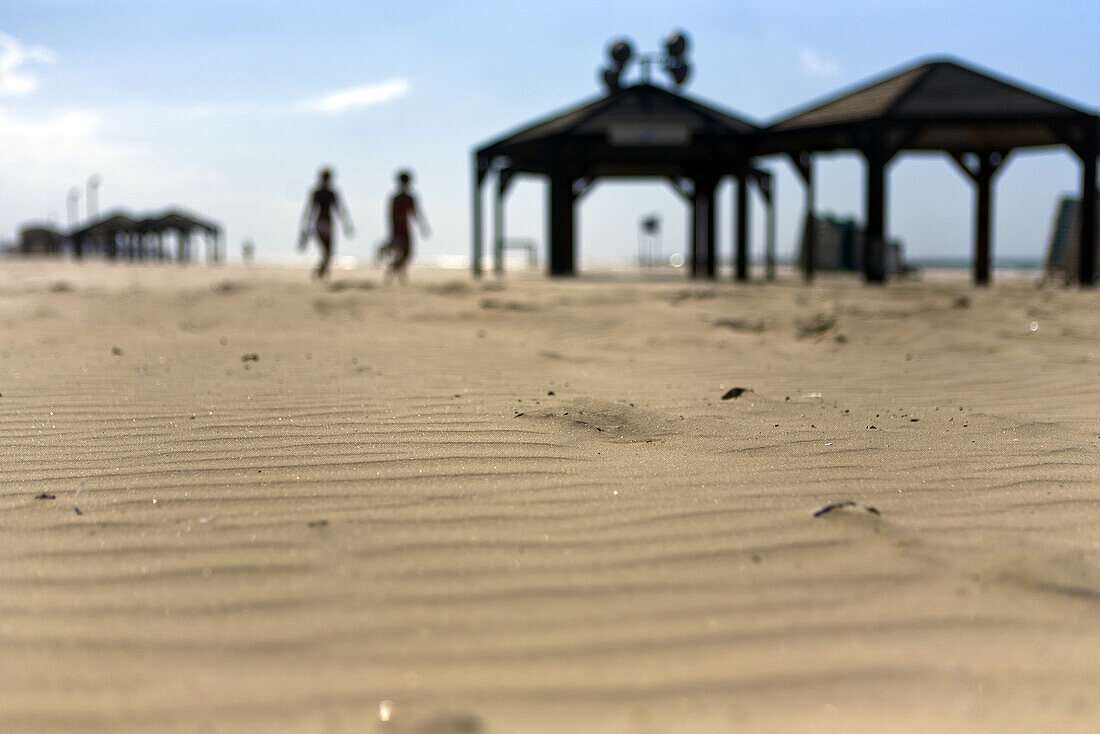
[14,208,223,263]
[638,214,662,267]
[15,226,68,256]
[472,32,776,281]
[799,213,906,277]
[1046,194,1099,283]
[473,43,1099,286]
[760,57,1099,286]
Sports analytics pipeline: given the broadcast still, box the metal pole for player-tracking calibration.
[67,187,80,228]
[86,175,101,220]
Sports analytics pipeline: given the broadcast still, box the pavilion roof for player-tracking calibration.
[70,208,221,240]
[761,57,1099,153]
[144,209,220,235]
[477,83,758,173]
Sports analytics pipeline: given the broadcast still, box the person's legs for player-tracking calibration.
[388,234,409,283]
[315,219,333,278]
[316,237,332,278]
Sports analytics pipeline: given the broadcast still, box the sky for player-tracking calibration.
[2,0,1098,269]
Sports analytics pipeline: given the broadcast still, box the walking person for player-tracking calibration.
[299,167,354,279]
[380,170,429,283]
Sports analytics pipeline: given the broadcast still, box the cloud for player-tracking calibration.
[0,107,118,187]
[0,31,57,96]
[0,106,141,230]
[799,48,840,78]
[294,78,409,114]
[176,101,255,120]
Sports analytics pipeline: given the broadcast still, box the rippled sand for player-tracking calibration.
[1,261,1098,733]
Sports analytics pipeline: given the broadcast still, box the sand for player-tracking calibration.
[1,260,1098,733]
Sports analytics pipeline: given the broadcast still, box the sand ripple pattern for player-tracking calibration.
[1,263,1098,733]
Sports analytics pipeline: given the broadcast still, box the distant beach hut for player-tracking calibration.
[759,57,1100,286]
[69,208,223,263]
[17,225,68,255]
[472,66,771,280]
[799,213,908,278]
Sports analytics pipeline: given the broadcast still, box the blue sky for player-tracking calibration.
[2,1,1098,267]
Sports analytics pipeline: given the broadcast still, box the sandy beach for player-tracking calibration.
[1,260,1098,733]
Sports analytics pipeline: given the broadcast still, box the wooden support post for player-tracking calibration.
[493,179,505,277]
[493,168,518,277]
[1080,137,1097,286]
[763,174,777,282]
[975,161,993,285]
[548,168,576,276]
[949,151,1009,286]
[863,147,888,283]
[789,152,815,282]
[471,153,486,278]
[735,172,749,281]
[690,175,717,279]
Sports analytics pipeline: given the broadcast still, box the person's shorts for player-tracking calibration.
[315,218,333,243]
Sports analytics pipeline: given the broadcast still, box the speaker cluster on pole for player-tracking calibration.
[664,32,690,86]
[602,40,633,92]
[599,31,692,93]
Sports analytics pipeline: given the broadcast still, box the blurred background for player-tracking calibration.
[2,0,1097,269]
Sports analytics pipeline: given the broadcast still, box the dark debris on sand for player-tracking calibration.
[327,280,375,292]
[812,501,880,517]
[714,318,765,333]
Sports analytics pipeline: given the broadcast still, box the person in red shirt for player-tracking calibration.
[381,170,429,283]
[299,167,354,278]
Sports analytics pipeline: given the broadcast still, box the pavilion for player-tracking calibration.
[471,82,774,280]
[69,208,223,263]
[759,57,1099,285]
[472,51,1098,286]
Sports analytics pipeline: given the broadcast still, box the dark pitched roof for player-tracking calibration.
[70,211,137,239]
[478,83,758,158]
[772,57,1093,130]
[763,57,1098,153]
[70,208,221,240]
[143,209,220,235]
